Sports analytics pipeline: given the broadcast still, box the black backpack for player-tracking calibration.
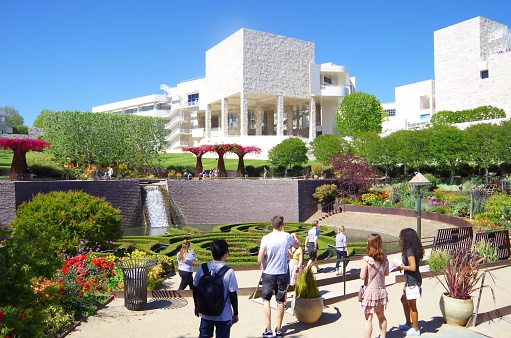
[196,263,231,316]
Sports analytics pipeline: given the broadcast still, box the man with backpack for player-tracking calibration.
[257,215,296,338]
[193,239,239,338]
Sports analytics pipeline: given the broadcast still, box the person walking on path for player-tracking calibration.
[288,233,303,286]
[305,220,322,272]
[257,215,296,338]
[360,234,389,338]
[177,240,199,290]
[334,225,349,275]
[396,228,425,336]
[193,239,239,338]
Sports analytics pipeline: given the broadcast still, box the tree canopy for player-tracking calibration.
[309,134,350,164]
[36,110,165,169]
[5,106,27,134]
[328,152,379,196]
[268,137,308,170]
[336,92,384,137]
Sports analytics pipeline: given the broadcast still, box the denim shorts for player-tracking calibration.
[261,273,287,303]
[199,318,232,338]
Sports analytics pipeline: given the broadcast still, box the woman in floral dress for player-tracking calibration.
[359,234,389,338]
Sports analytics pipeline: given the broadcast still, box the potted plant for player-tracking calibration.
[292,266,323,323]
[435,249,490,326]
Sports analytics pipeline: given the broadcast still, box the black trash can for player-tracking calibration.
[116,258,157,311]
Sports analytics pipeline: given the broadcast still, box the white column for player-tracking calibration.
[286,105,293,136]
[256,103,262,136]
[205,104,211,138]
[240,90,248,136]
[276,95,284,136]
[309,98,316,139]
[221,98,229,136]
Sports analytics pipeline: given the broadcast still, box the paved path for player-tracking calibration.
[66,212,511,338]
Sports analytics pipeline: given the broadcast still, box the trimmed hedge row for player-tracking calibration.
[115,222,367,266]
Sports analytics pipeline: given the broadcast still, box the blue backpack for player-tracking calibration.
[196,263,230,316]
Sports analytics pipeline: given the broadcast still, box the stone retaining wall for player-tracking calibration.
[166,179,334,224]
[0,180,142,227]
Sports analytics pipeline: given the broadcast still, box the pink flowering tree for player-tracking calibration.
[182,145,213,176]
[233,145,261,177]
[0,138,51,180]
[211,144,237,178]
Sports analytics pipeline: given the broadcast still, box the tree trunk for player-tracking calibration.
[10,150,28,181]
[194,155,203,176]
[236,155,245,177]
[217,154,227,177]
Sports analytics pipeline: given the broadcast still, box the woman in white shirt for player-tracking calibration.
[177,240,199,290]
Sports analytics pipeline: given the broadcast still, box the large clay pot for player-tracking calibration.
[439,293,474,326]
[292,297,324,323]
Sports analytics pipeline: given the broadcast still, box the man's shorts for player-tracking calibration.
[307,243,318,260]
[261,273,287,303]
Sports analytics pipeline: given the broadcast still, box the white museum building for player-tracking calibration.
[92,28,355,157]
[382,16,511,134]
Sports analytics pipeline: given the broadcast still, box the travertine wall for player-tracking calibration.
[395,80,435,125]
[0,180,143,227]
[205,28,314,104]
[434,16,511,116]
[242,29,314,98]
[205,29,244,103]
[166,179,333,224]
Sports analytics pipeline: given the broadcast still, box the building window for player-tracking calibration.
[125,108,137,114]
[480,70,489,79]
[157,103,171,110]
[140,105,154,112]
[420,95,430,110]
[385,109,396,117]
[323,76,332,85]
[188,93,199,106]
[420,114,430,122]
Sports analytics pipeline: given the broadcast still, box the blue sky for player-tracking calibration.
[1,1,510,127]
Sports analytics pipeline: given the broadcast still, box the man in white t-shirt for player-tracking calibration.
[305,220,322,272]
[257,215,296,338]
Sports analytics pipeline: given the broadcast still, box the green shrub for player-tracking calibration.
[428,249,450,271]
[473,240,498,263]
[423,173,437,190]
[313,184,337,204]
[294,267,320,298]
[9,191,122,278]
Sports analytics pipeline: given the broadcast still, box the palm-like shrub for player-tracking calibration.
[434,249,485,299]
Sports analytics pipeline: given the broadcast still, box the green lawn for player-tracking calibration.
[156,152,271,170]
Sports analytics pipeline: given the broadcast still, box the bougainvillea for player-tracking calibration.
[210,144,237,177]
[233,145,261,177]
[182,145,213,176]
[0,138,50,180]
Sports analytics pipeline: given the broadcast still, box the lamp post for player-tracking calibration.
[408,172,431,239]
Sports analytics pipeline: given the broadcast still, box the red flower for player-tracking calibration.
[58,288,65,295]
[0,309,4,322]
[20,313,26,319]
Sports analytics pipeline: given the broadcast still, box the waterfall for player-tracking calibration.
[142,185,170,228]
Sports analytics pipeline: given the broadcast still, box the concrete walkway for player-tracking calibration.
[66,212,511,338]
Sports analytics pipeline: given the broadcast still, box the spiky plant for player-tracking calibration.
[294,267,320,299]
[434,248,488,300]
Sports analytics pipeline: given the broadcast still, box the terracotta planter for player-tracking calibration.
[292,297,324,323]
[439,293,474,326]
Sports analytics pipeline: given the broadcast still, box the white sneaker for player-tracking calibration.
[406,328,421,336]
